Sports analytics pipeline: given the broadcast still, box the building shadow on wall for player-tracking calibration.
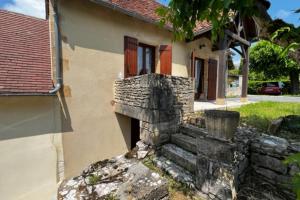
[0,95,73,141]
[115,113,132,150]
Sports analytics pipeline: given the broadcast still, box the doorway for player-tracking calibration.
[194,58,204,100]
[131,118,140,149]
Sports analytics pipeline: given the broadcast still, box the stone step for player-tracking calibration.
[179,124,207,138]
[171,134,196,154]
[153,156,195,188]
[161,144,196,174]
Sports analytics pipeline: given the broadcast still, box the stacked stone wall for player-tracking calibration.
[250,135,300,199]
[188,122,300,199]
[114,74,194,145]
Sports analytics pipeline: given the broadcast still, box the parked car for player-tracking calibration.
[258,82,282,95]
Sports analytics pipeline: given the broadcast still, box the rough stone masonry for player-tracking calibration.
[114,74,194,146]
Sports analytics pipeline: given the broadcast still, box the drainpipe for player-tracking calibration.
[49,7,62,94]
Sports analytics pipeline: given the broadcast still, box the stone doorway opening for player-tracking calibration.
[131,118,140,149]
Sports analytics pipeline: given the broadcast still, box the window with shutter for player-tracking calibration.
[124,36,155,77]
[159,45,172,75]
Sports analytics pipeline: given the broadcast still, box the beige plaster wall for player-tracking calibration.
[57,0,219,177]
[0,96,63,200]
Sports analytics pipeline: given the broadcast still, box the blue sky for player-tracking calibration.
[0,0,45,19]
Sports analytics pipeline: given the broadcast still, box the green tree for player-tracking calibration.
[268,24,300,94]
[250,40,300,93]
[157,0,270,41]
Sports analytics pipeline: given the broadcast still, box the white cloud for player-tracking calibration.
[3,0,45,19]
[276,9,292,19]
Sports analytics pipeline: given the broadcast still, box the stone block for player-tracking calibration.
[171,134,197,153]
[251,134,289,156]
[197,136,237,164]
[251,153,287,174]
[268,117,283,134]
[253,167,292,189]
[161,144,196,173]
[196,156,238,199]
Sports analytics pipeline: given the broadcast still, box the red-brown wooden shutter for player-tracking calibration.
[124,36,138,77]
[207,59,218,100]
[159,45,172,75]
[191,51,195,77]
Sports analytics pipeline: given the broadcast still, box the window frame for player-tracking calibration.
[138,43,156,75]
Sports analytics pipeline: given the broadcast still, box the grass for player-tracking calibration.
[88,174,102,185]
[231,101,300,132]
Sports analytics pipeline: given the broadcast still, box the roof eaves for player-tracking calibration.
[90,0,173,31]
[194,26,212,37]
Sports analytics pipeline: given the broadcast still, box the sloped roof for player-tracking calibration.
[91,0,212,35]
[0,10,53,95]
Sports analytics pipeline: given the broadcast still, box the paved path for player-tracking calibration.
[248,95,300,103]
[194,95,300,111]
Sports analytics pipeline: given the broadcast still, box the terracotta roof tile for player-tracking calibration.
[95,0,211,34]
[0,9,53,95]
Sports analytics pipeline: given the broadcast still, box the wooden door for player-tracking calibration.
[207,59,218,100]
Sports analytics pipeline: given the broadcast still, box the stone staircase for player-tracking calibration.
[154,124,207,186]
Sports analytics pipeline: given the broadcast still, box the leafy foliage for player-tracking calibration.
[270,26,300,58]
[156,0,263,41]
[250,40,299,79]
[284,153,300,200]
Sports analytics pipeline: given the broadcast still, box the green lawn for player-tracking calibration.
[231,102,300,132]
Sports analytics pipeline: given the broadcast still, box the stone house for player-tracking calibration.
[0,0,268,199]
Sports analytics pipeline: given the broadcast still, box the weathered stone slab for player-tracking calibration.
[253,167,292,190]
[161,144,196,173]
[58,156,169,200]
[179,124,207,138]
[251,153,287,174]
[196,157,236,200]
[251,134,289,157]
[153,156,195,188]
[197,136,238,164]
[171,134,197,153]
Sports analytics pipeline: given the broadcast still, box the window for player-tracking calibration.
[137,43,155,75]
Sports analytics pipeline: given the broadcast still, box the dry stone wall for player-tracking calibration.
[250,135,300,199]
[114,74,194,145]
[190,124,300,199]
